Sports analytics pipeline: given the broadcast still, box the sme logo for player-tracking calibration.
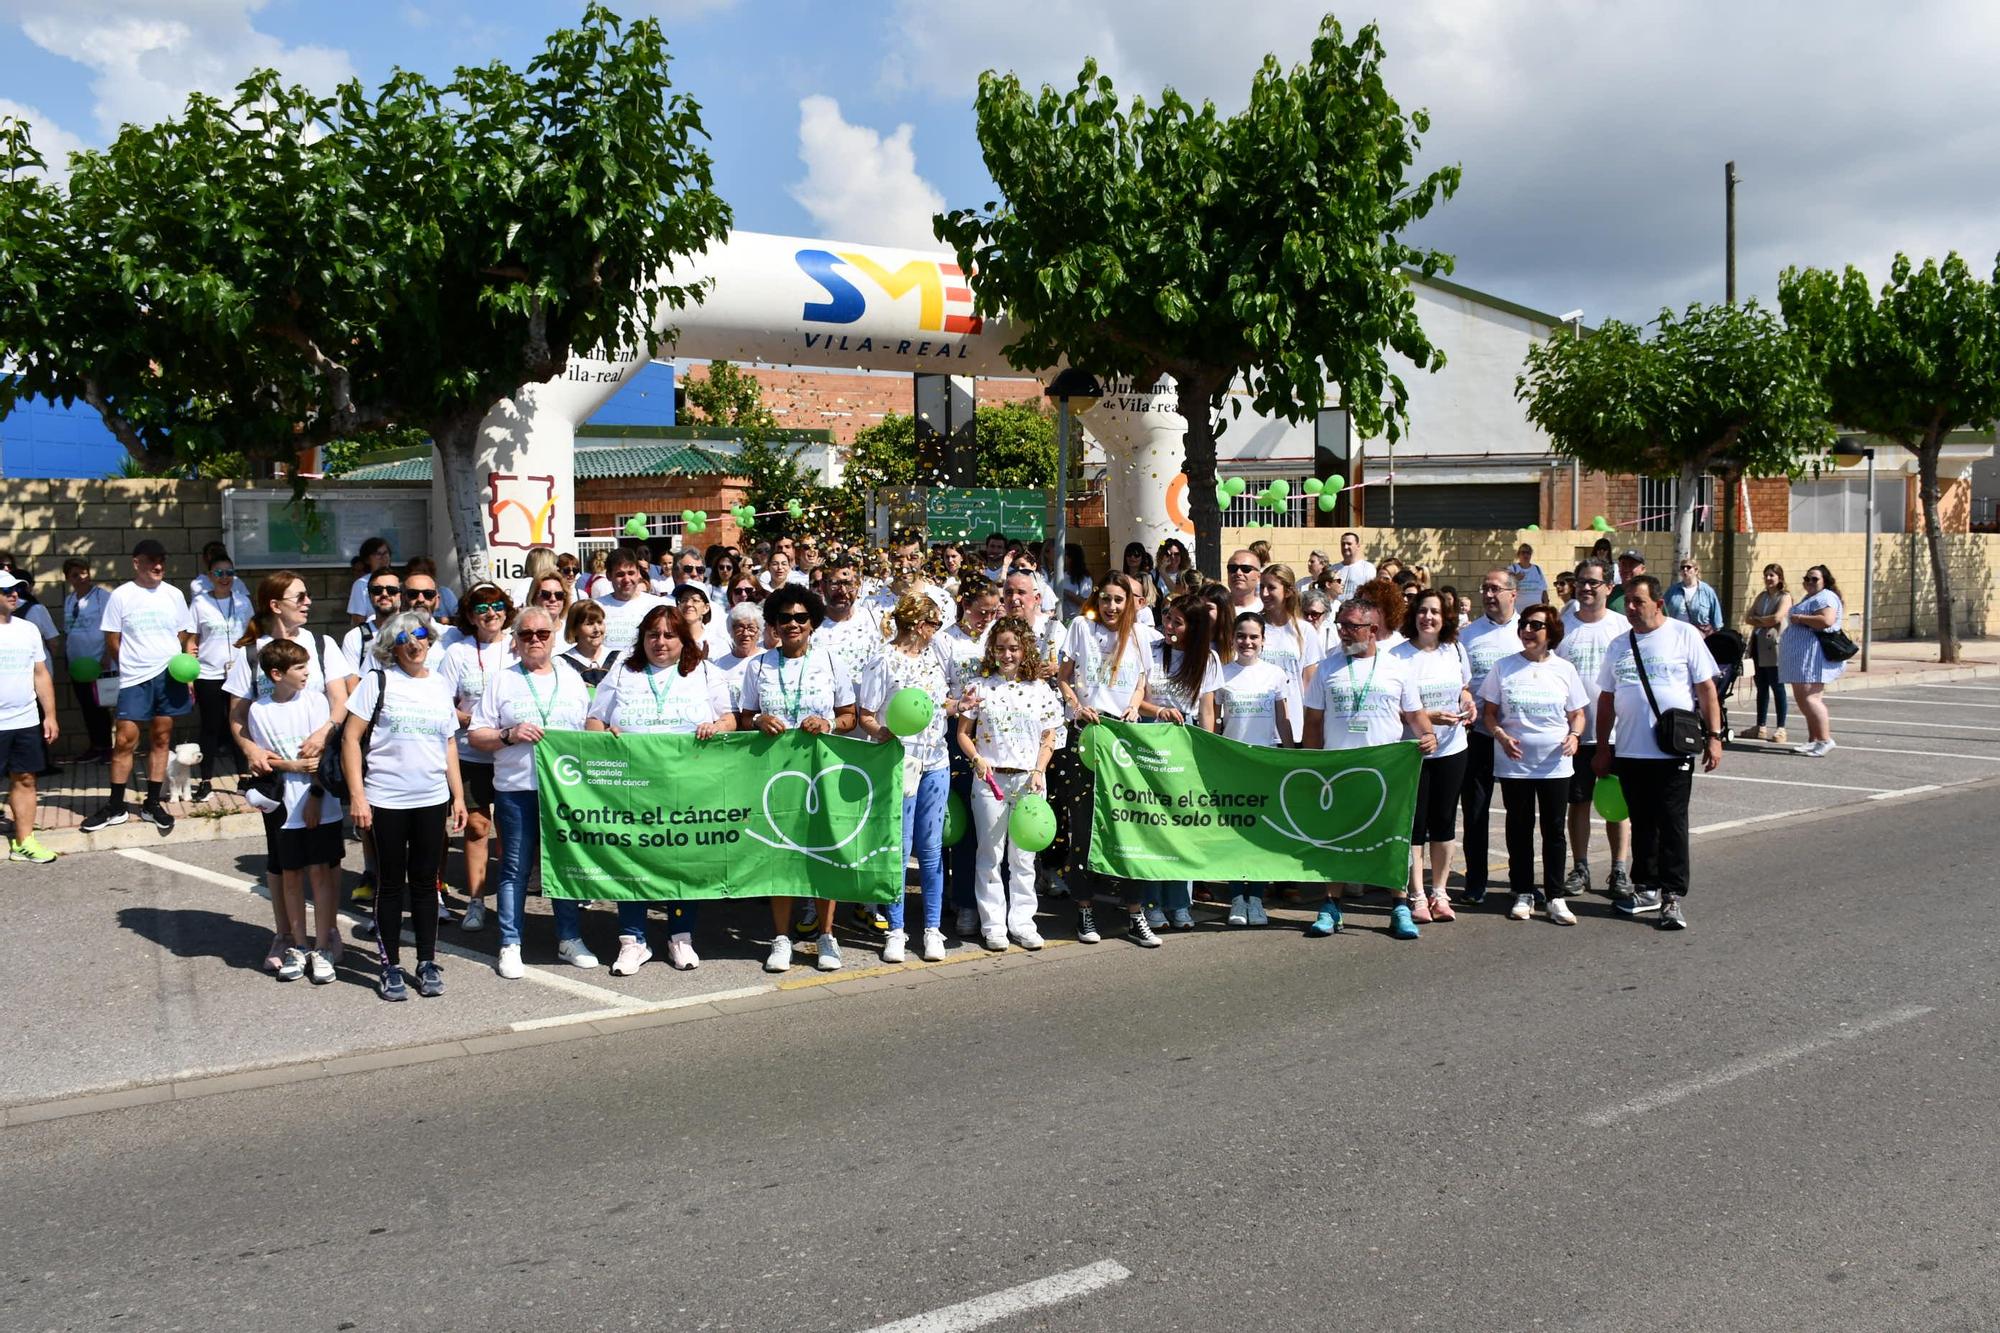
[794,249,983,334]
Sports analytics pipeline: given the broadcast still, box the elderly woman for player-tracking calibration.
[343,611,466,1000]
[712,600,767,712]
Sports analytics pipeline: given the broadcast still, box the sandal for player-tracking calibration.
[263,933,290,973]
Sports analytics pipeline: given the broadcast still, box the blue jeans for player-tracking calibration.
[490,788,693,948]
[895,766,949,931]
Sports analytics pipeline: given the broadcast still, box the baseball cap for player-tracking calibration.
[1619,549,1645,563]
[671,584,710,605]
[0,572,24,591]
[132,539,168,560]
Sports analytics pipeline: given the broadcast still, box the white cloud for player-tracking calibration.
[0,98,88,187]
[3,0,355,138]
[789,94,946,250]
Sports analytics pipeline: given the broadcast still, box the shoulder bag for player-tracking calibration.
[1628,630,1708,756]
[1816,627,1860,662]
[315,667,388,794]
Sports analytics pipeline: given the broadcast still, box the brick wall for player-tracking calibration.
[681,364,1043,445]
[577,476,753,551]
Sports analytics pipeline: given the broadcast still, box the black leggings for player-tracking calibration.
[1412,748,1470,844]
[1500,777,1568,895]
[372,801,448,967]
[193,679,242,779]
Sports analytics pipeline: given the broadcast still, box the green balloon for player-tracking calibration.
[623,515,647,539]
[1214,483,1231,512]
[883,687,935,738]
[1302,477,1324,495]
[68,656,102,684]
[1009,792,1058,853]
[1270,479,1291,500]
[1523,523,1540,532]
[787,499,804,519]
[167,653,201,685]
[1224,476,1248,496]
[1592,515,1611,532]
[1325,474,1346,491]
[1076,722,1106,770]
[1593,772,1630,823]
[942,791,968,847]
[1317,492,1337,513]
[737,513,754,531]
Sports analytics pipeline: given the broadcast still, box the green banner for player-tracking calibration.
[925,487,1048,541]
[535,729,903,903]
[1085,721,1420,889]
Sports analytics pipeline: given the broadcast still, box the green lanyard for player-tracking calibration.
[1334,652,1380,719]
[518,664,555,727]
[644,663,673,718]
[775,650,808,722]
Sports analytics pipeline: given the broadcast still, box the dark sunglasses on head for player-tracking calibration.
[393,625,432,646]
[1227,563,1259,575]
[470,601,507,615]
[515,628,553,642]
[769,611,812,626]
[403,588,439,601]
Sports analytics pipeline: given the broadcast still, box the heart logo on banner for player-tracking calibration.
[1264,766,1389,850]
[746,762,897,867]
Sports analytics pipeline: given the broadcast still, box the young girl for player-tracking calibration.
[957,617,1063,952]
[1140,595,1219,930]
[246,639,347,985]
[1215,613,1291,925]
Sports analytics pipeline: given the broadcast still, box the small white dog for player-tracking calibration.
[165,743,204,803]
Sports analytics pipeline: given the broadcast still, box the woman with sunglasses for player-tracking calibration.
[528,575,571,645]
[1153,538,1192,603]
[725,572,764,609]
[345,611,467,998]
[706,550,740,603]
[437,584,516,930]
[1780,564,1845,757]
[857,593,964,963]
[190,550,251,801]
[1478,603,1590,924]
[471,606,602,978]
[736,585,857,974]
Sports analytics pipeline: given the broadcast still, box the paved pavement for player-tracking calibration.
[2,781,1994,1331]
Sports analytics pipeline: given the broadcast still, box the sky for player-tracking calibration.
[3,0,1997,329]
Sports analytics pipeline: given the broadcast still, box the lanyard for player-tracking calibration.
[1333,652,1380,718]
[643,663,674,716]
[518,664,556,727]
[775,650,808,721]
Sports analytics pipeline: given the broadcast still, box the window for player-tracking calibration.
[1636,476,1715,532]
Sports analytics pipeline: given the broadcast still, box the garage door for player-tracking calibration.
[1387,483,1541,529]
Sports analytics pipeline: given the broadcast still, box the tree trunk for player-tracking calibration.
[1916,431,1959,664]
[1175,374,1227,577]
[431,410,497,591]
[1673,459,1702,568]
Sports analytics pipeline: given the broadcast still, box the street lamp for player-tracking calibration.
[1561,311,1584,527]
[1045,368,1103,587]
[1832,439,1876,671]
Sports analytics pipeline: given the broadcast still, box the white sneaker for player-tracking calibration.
[1817,738,1838,756]
[496,943,525,979]
[276,947,306,982]
[1508,893,1534,921]
[556,937,600,969]
[1227,895,1249,926]
[919,928,947,962]
[611,933,652,976]
[981,930,1009,952]
[306,949,335,985]
[1010,928,1045,951]
[461,898,489,931]
[1548,896,1577,926]
[954,907,979,937]
[764,935,793,973]
[814,932,843,972]
[881,929,907,964]
[665,932,700,970]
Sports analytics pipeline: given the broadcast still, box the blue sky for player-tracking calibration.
[4,1,1997,326]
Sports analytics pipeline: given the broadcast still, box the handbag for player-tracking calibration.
[1628,630,1708,756]
[316,668,388,793]
[1816,627,1860,662]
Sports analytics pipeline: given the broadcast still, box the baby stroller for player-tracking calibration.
[1705,627,1745,742]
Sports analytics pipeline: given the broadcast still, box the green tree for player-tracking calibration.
[843,400,1061,495]
[1778,254,2000,663]
[1516,302,1834,565]
[683,360,860,542]
[935,16,1459,573]
[0,5,730,582]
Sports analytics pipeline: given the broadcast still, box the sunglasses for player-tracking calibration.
[211,567,236,578]
[393,626,432,646]
[1227,563,1259,575]
[470,601,507,615]
[1519,621,1551,633]
[1335,618,1374,631]
[370,583,401,596]
[281,592,312,603]
[677,565,702,575]
[1480,584,1507,593]
[557,565,578,576]
[403,588,439,601]
[730,586,757,599]
[1680,564,1697,571]
[1576,578,1606,589]
[534,589,566,601]
[515,628,553,642]
[769,611,812,626]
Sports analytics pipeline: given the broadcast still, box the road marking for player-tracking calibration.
[1825,717,2000,732]
[117,847,642,1009]
[1818,743,2000,763]
[1688,811,1794,836]
[1868,783,1941,800]
[1830,696,2000,708]
[1881,683,2000,692]
[1704,774,1892,793]
[509,985,775,1031]
[862,1260,1133,1333]
[1581,1005,1933,1128]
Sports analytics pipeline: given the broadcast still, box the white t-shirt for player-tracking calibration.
[348,667,459,809]
[1304,649,1422,750]
[1478,653,1589,780]
[62,584,111,661]
[963,674,1063,770]
[1332,558,1376,602]
[1391,640,1472,758]
[738,647,854,728]
[1509,562,1550,604]
[436,636,517,765]
[1557,610,1625,744]
[223,632,353,707]
[1596,619,1719,762]
[473,662,593,792]
[1459,614,1522,735]
[1146,641,1221,722]
[860,644,954,771]
[814,609,884,684]
[757,569,808,590]
[0,616,46,730]
[101,581,193,686]
[1260,618,1322,686]
[936,622,991,694]
[593,591,666,655]
[345,574,375,619]
[586,659,732,737]
[1061,618,1148,717]
[1217,657,1289,748]
[246,691,345,828]
[340,620,382,677]
[708,651,760,712]
[191,588,253,681]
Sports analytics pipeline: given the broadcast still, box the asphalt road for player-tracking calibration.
[5,778,1996,1333]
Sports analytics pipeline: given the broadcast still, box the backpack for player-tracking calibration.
[316,668,388,795]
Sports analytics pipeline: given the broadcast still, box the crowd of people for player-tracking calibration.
[0,527,1858,998]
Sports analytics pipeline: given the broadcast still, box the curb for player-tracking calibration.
[33,805,265,858]
[1823,660,2000,694]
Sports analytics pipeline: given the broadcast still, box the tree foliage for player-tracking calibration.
[1516,302,1834,563]
[1779,253,2000,662]
[0,4,730,578]
[682,361,860,543]
[936,15,1459,572]
[844,400,1061,495]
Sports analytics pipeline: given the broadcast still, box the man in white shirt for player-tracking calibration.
[1557,558,1632,899]
[82,539,196,834]
[1592,574,1722,930]
[341,570,404,677]
[593,549,665,655]
[865,531,955,626]
[61,557,115,762]
[1331,531,1376,605]
[979,532,1011,585]
[813,559,882,684]
[1001,572,1063,671]
[1508,543,1550,604]
[0,581,60,861]
[1455,568,1520,904]
[345,536,394,626]
[1226,548,1265,616]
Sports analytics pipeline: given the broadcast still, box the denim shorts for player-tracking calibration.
[115,672,194,723]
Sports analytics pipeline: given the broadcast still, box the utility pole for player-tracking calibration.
[1719,160,1742,637]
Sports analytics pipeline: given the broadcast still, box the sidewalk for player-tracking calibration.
[1821,636,2000,693]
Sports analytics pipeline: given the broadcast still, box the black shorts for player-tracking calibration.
[462,762,496,811]
[0,724,45,776]
[264,812,346,872]
[1413,747,1470,844]
[1569,744,1605,805]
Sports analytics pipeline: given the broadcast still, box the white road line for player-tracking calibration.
[1868,784,1941,800]
[1830,696,2000,708]
[1582,1005,1933,1128]
[118,847,642,1009]
[1823,717,2000,732]
[1879,682,2000,692]
[1821,743,2000,763]
[1704,774,1892,793]
[509,984,775,1031]
[862,1260,1133,1333]
[1689,811,1794,836]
